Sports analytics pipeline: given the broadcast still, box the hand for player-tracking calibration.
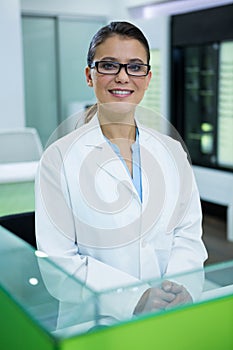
[134,280,193,315]
[161,280,193,309]
[134,286,176,315]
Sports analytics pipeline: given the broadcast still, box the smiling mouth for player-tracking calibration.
[109,89,133,96]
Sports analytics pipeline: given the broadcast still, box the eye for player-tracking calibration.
[99,62,118,70]
[128,64,143,72]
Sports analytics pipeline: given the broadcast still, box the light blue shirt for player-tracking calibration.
[105,128,142,202]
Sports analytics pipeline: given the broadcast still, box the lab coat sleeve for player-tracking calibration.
[164,159,208,301]
[35,143,148,322]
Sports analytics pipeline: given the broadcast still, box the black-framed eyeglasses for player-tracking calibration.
[90,61,151,77]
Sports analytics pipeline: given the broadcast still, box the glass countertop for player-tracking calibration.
[0,225,233,340]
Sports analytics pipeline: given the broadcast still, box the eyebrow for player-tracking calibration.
[99,57,146,64]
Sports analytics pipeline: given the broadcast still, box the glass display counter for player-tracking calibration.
[0,225,232,350]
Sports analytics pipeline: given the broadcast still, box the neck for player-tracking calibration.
[101,121,136,142]
[97,102,136,141]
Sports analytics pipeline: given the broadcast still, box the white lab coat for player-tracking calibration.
[35,114,207,329]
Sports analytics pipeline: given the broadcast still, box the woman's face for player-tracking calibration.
[85,35,152,107]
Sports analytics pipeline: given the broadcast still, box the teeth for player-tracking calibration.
[111,90,131,95]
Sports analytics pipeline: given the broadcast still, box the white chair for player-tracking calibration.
[0,128,43,186]
[0,128,43,163]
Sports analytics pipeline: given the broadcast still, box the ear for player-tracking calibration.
[85,66,93,87]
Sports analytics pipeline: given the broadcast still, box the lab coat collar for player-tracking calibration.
[81,114,156,205]
[83,113,152,149]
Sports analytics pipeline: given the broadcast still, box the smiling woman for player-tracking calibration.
[35,21,208,329]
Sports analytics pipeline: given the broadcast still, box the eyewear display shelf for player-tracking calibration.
[0,226,233,350]
[170,4,233,171]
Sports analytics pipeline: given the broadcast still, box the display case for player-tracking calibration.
[0,226,233,349]
[171,4,233,171]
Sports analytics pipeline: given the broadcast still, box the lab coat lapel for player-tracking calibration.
[83,114,140,201]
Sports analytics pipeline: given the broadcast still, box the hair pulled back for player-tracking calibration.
[87,21,150,67]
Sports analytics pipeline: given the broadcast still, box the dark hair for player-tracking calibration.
[87,21,150,66]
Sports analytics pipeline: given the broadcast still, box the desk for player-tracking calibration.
[0,161,38,215]
[0,227,233,350]
[0,181,35,216]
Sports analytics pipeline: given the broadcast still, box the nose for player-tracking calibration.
[115,66,129,83]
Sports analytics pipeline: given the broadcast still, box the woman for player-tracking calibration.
[35,21,207,327]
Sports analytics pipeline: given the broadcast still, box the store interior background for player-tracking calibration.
[1,0,233,265]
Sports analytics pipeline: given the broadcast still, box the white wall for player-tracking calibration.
[20,0,166,18]
[20,0,128,19]
[0,0,25,129]
[125,0,162,7]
